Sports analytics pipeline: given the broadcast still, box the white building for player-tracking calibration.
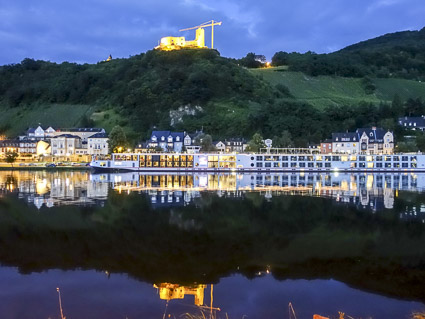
[51,134,82,156]
[88,132,109,155]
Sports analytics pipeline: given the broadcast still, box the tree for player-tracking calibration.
[108,126,128,153]
[5,151,18,168]
[416,134,425,152]
[195,134,216,152]
[246,133,265,152]
[391,94,403,117]
[273,130,293,148]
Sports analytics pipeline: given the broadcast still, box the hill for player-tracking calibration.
[0,49,280,140]
[272,27,425,80]
[1,28,425,146]
[251,68,425,109]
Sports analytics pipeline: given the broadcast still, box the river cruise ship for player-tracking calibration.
[90,151,425,172]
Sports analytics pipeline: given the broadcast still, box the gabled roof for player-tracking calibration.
[170,132,184,140]
[27,128,36,134]
[59,128,105,133]
[356,128,387,142]
[151,130,171,139]
[54,134,81,139]
[89,132,108,139]
[398,116,425,127]
[332,132,358,142]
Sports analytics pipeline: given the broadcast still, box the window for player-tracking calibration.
[385,163,391,168]
[299,162,306,168]
[308,162,314,168]
[282,163,289,167]
[265,162,272,168]
[291,162,297,167]
[273,162,280,168]
[256,156,263,161]
[316,163,323,168]
[325,163,331,168]
[376,163,383,168]
[402,156,408,161]
[282,156,288,161]
[402,163,408,168]
[256,162,263,167]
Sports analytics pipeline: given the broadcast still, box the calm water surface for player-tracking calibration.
[0,170,425,319]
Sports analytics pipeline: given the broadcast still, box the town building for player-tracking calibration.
[332,132,358,154]
[357,127,394,155]
[51,134,82,156]
[87,132,109,155]
[329,127,394,155]
[320,139,332,154]
[224,138,247,153]
[214,141,226,152]
[145,130,204,153]
[0,140,19,157]
[398,116,425,131]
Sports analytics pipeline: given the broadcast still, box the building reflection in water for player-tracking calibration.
[98,172,422,211]
[0,171,108,208]
[154,283,207,306]
[0,170,424,215]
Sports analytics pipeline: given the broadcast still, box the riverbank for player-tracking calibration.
[0,163,90,171]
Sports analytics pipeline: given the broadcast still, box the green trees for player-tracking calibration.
[5,152,18,168]
[246,133,265,152]
[108,126,128,153]
[194,134,216,152]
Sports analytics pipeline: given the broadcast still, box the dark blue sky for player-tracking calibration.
[0,0,424,65]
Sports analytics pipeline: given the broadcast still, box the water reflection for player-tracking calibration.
[1,170,425,315]
[0,170,423,214]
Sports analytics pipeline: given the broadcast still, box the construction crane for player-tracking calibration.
[180,20,222,49]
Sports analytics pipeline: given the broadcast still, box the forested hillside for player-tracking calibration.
[1,27,425,146]
[272,27,425,79]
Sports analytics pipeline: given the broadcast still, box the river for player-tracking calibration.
[0,170,424,318]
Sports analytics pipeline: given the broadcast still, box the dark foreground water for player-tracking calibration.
[0,170,425,319]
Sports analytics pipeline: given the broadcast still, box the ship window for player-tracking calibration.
[282,163,289,167]
[411,156,417,162]
[376,156,383,161]
[291,156,297,161]
[298,156,305,161]
[291,162,297,167]
[412,163,417,168]
[299,162,306,168]
[402,163,408,168]
[316,163,323,168]
[282,156,288,161]
[273,162,280,168]
[256,156,263,161]
[385,163,391,168]
[359,162,366,168]
[376,163,383,168]
[402,156,408,161]
[256,162,263,167]
[325,163,331,168]
[265,162,272,167]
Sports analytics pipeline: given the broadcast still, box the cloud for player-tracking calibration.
[0,0,423,65]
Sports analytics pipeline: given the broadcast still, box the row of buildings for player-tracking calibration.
[137,130,249,153]
[0,126,109,159]
[320,127,394,155]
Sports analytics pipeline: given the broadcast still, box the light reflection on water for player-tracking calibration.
[1,170,425,318]
[0,170,424,213]
[0,267,423,319]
